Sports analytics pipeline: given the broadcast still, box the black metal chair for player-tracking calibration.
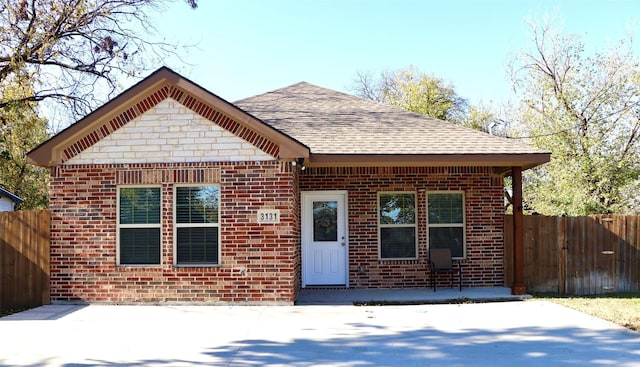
[429,248,462,291]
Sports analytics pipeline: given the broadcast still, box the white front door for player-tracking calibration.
[302,191,348,286]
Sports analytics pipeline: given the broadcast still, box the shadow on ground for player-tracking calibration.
[203,324,640,367]
[1,303,639,367]
[8,324,637,366]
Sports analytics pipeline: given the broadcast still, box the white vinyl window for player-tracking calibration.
[427,191,466,259]
[378,192,417,259]
[174,185,220,266]
[117,186,162,265]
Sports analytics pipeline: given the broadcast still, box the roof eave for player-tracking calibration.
[306,153,551,170]
[0,188,24,203]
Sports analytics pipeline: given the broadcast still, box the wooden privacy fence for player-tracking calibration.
[0,210,50,313]
[1,211,638,308]
[505,215,640,295]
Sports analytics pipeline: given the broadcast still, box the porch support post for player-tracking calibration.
[511,166,526,295]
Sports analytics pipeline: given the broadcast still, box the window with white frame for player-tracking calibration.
[118,186,161,265]
[427,192,465,258]
[378,192,417,259]
[175,185,220,265]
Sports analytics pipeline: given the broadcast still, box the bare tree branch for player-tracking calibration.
[0,0,198,122]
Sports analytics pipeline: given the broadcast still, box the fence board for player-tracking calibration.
[558,216,566,294]
[0,210,50,312]
[625,216,640,292]
[527,215,561,293]
[505,214,640,295]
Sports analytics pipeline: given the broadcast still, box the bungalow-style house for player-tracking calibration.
[28,67,549,304]
[0,187,23,211]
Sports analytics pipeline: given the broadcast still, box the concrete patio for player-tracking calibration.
[296,286,527,305]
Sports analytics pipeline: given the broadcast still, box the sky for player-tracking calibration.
[142,0,640,107]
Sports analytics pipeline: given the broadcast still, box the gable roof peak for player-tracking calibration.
[28,67,309,167]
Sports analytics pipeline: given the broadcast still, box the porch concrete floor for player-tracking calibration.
[296,286,528,305]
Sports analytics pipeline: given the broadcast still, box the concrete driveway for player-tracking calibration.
[1,301,639,366]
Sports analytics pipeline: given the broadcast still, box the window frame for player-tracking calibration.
[173,184,221,267]
[117,185,162,266]
[377,191,418,260]
[426,191,466,259]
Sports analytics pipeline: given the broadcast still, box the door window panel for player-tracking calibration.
[313,201,338,242]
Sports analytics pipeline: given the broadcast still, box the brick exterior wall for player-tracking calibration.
[49,161,300,304]
[45,84,507,302]
[300,166,505,289]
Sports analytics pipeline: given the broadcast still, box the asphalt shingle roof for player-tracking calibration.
[235,82,544,156]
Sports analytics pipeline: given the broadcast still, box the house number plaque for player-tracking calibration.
[258,209,280,224]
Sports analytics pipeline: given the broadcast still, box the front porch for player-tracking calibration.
[295,287,530,305]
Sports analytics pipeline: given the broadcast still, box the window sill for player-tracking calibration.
[117,264,162,268]
[378,258,420,264]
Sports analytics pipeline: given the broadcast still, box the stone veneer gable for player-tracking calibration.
[61,84,279,164]
[66,99,275,164]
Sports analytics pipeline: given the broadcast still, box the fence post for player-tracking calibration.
[511,166,526,295]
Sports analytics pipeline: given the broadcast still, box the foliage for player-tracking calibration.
[510,21,640,215]
[0,0,198,122]
[0,100,49,209]
[352,66,509,135]
[0,0,197,209]
[352,66,469,122]
[461,104,507,135]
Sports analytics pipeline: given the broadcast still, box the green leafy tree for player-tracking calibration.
[0,0,197,209]
[0,100,49,209]
[352,66,510,136]
[461,104,510,135]
[352,66,469,122]
[510,21,640,215]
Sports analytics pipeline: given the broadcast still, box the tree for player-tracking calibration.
[0,100,49,209]
[0,0,197,209]
[510,21,640,215]
[462,104,507,135]
[352,66,469,122]
[352,66,512,136]
[0,0,197,121]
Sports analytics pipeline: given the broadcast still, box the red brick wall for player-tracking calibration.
[49,161,299,304]
[300,166,505,288]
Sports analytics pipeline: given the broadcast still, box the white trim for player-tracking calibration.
[116,185,162,266]
[301,190,349,288]
[377,191,418,260]
[426,191,467,259]
[173,184,221,267]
